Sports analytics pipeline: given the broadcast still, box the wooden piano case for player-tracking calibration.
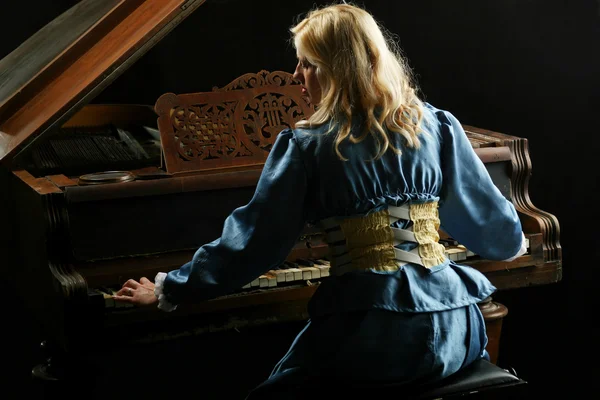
[0,0,561,378]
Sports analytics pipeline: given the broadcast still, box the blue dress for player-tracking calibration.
[159,103,523,395]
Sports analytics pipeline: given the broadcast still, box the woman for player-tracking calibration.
[115,2,526,398]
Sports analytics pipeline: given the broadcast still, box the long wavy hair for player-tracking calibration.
[290,2,426,160]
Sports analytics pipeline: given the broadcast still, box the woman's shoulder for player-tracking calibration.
[420,102,468,145]
[291,121,332,135]
[422,102,461,128]
[288,122,333,149]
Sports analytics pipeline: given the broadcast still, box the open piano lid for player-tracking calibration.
[0,0,207,164]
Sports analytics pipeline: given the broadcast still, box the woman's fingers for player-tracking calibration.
[122,279,141,289]
[114,277,158,307]
[113,295,134,302]
[116,287,135,297]
[140,277,152,285]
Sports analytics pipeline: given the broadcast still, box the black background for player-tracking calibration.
[1,0,598,398]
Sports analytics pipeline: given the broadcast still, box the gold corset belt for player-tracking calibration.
[319,202,447,276]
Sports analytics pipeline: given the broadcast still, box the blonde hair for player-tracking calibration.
[290,2,426,160]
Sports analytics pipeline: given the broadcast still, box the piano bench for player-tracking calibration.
[250,358,527,399]
[396,358,527,399]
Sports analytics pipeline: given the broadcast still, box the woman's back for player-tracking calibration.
[249,102,526,390]
[294,103,522,262]
[113,3,529,397]
[296,103,443,222]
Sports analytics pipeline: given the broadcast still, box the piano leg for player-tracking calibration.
[31,340,65,381]
[31,339,93,383]
[478,297,508,365]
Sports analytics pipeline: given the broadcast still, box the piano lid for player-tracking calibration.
[0,0,207,164]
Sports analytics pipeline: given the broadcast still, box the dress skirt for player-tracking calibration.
[247,303,489,399]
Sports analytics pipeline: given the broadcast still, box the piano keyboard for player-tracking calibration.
[441,237,530,262]
[242,258,331,290]
[89,238,531,309]
[88,286,136,309]
[242,236,531,290]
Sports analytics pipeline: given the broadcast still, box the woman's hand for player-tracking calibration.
[113,277,158,307]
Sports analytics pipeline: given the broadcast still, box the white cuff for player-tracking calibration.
[154,272,178,312]
[502,232,528,262]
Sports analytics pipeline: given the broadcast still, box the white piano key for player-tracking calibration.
[314,265,330,277]
[445,248,455,261]
[271,269,287,283]
[103,293,115,308]
[300,267,312,280]
[456,245,468,261]
[103,287,131,308]
[259,275,270,288]
[307,266,320,279]
[288,268,303,281]
[284,270,295,282]
[446,246,467,262]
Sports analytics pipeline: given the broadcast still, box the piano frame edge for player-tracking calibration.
[94,258,561,349]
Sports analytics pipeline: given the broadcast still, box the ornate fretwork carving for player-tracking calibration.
[155,70,315,174]
[243,93,307,152]
[213,70,298,92]
[171,102,240,161]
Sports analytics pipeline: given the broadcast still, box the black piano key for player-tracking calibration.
[295,258,314,266]
[87,288,105,309]
[439,239,458,247]
[283,261,299,269]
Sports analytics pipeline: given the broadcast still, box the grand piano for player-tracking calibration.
[0,0,561,380]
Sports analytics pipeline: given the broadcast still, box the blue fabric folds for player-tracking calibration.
[307,261,496,316]
[163,129,308,305]
[247,303,488,397]
[162,103,523,315]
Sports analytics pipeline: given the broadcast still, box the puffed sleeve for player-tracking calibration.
[160,129,307,305]
[437,111,525,261]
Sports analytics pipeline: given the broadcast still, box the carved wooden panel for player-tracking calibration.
[155,70,315,174]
